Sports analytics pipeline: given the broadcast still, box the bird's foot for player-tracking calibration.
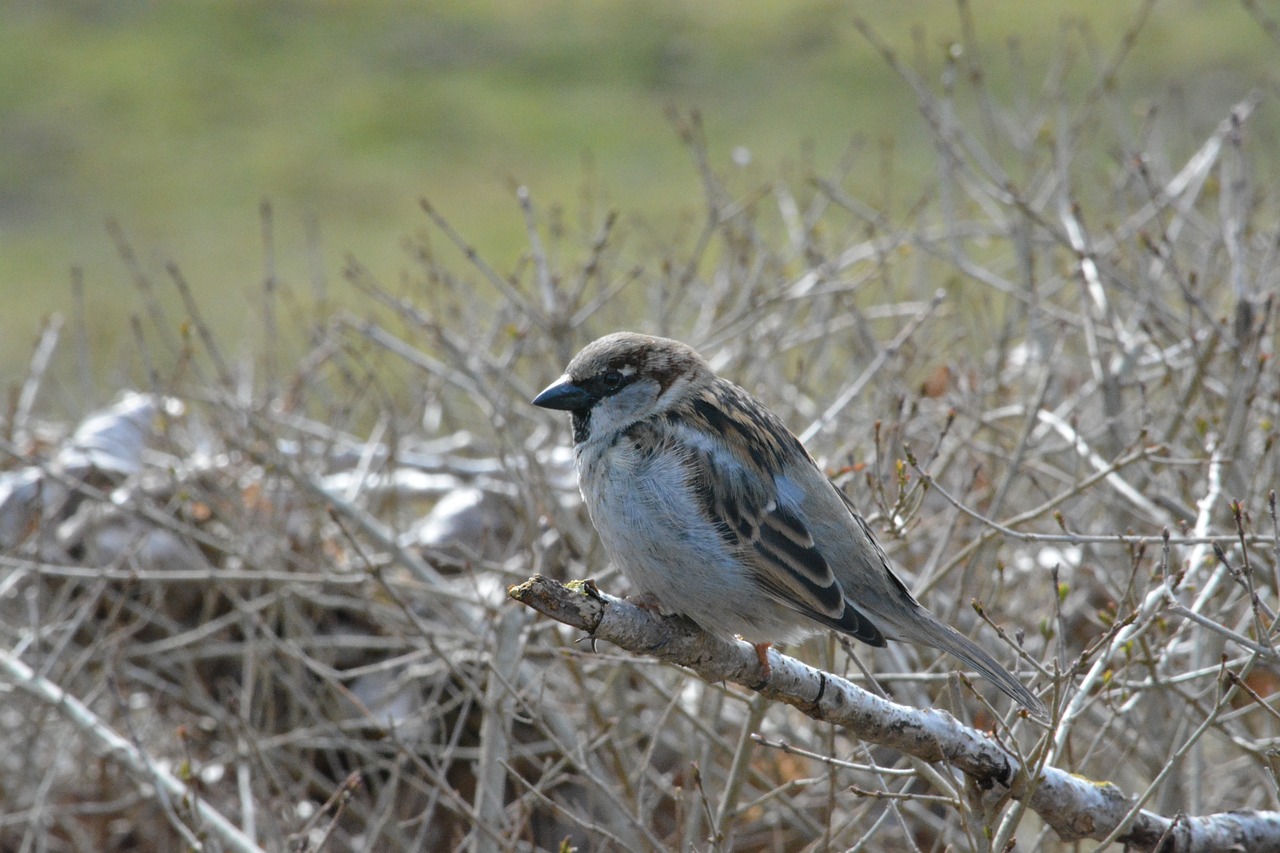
[753,641,773,682]
[625,592,664,611]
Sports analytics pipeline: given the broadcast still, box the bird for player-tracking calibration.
[532,331,1047,720]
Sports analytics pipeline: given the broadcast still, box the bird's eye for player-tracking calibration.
[601,369,624,390]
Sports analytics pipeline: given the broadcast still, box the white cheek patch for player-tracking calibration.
[588,380,660,437]
[652,374,692,415]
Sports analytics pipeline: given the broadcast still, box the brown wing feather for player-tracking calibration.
[681,390,886,647]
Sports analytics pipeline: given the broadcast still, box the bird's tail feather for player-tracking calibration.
[895,611,1048,721]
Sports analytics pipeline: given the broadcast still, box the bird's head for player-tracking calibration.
[533,332,711,444]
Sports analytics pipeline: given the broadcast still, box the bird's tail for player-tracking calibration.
[892,609,1049,721]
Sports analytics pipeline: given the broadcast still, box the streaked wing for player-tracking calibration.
[684,438,886,647]
[832,484,915,601]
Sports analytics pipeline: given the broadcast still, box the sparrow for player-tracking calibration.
[533,332,1047,720]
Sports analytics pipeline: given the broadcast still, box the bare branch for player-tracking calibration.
[0,649,266,853]
[511,574,1280,852]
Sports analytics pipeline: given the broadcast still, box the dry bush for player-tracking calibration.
[1,13,1279,853]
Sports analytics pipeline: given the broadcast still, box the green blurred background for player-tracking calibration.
[2,0,1276,392]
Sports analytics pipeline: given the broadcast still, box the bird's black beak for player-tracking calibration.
[532,376,596,411]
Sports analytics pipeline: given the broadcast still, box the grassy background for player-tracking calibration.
[2,0,1277,394]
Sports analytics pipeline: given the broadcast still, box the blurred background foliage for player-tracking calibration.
[1,0,1277,395]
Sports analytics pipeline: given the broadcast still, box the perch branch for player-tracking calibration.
[510,575,1280,853]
